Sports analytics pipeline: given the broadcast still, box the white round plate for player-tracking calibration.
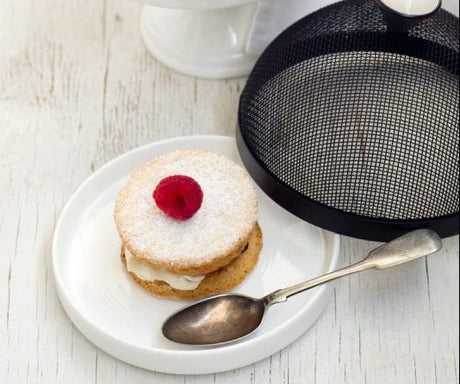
[52,135,340,375]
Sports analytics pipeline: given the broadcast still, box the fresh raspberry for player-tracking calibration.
[153,175,203,220]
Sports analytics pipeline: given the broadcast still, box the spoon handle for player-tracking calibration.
[263,260,369,306]
[263,229,442,306]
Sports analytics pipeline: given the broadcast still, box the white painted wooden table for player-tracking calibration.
[1,0,458,383]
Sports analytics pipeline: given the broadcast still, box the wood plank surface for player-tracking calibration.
[0,0,458,383]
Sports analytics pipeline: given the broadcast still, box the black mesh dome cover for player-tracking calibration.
[237,0,459,241]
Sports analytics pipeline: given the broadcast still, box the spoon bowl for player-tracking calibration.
[163,294,266,345]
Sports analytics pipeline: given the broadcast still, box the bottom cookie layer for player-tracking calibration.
[121,223,263,300]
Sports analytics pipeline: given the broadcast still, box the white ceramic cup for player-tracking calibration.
[139,0,333,78]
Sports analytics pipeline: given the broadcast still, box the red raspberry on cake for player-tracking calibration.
[153,175,203,221]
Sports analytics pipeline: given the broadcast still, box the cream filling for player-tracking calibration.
[125,249,205,290]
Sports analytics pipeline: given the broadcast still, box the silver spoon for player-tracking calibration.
[162,229,442,346]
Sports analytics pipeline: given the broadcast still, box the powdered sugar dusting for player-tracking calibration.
[114,150,258,268]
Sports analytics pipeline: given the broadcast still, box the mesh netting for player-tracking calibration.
[239,0,459,224]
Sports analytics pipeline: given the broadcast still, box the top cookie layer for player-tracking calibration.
[114,150,258,270]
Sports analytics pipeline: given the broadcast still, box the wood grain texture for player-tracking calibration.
[0,0,458,383]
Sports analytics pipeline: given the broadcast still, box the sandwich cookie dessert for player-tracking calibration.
[114,150,262,299]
